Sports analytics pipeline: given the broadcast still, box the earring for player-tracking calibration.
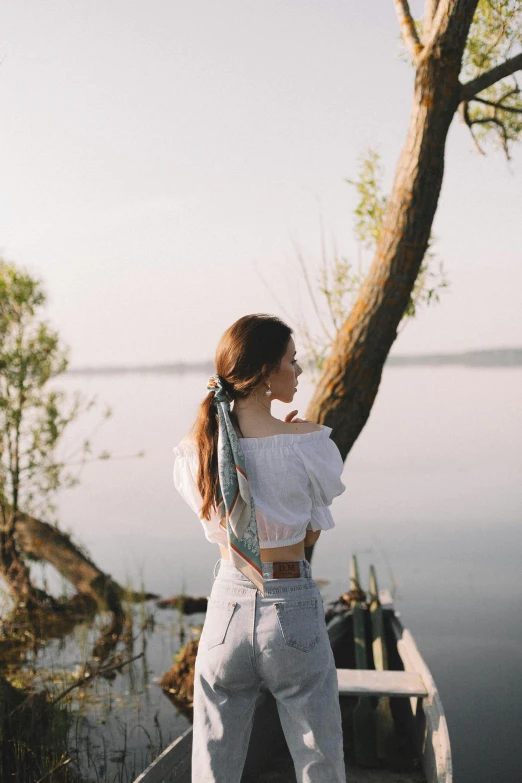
[265,382,272,397]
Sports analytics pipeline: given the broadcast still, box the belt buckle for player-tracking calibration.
[273,561,300,579]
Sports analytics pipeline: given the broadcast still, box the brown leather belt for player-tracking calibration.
[272,561,301,579]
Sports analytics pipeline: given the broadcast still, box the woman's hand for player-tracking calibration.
[284,410,310,424]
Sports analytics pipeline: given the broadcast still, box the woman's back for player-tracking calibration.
[173,423,345,548]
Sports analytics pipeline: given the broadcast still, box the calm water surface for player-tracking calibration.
[35,365,522,782]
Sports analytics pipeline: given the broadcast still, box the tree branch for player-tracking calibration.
[459,100,485,154]
[496,85,520,103]
[468,114,511,158]
[473,95,522,114]
[461,52,522,100]
[292,240,334,345]
[52,651,145,705]
[394,0,423,63]
[424,0,478,53]
[423,0,441,38]
[459,96,514,156]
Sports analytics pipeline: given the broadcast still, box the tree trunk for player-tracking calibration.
[13,511,125,616]
[0,509,44,611]
[306,1,479,460]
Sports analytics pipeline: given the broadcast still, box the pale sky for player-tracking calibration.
[0,1,520,367]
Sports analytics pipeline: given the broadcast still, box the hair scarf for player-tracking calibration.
[206,375,264,594]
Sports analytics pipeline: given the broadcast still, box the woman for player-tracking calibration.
[173,313,347,783]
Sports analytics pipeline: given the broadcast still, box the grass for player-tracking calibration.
[0,569,203,782]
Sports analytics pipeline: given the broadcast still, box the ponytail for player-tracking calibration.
[192,392,220,521]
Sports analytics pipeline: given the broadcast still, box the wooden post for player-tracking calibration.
[369,564,398,764]
[350,554,378,767]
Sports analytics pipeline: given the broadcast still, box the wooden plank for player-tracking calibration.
[337,668,428,697]
[133,726,192,783]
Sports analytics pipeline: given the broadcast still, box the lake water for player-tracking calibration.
[34,365,522,782]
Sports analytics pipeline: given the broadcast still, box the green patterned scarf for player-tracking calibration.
[206,375,264,593]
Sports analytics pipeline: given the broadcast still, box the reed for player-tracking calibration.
[0,569,197,782]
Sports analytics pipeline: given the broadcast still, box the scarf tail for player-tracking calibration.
[228,541,264,595]
[208,375,264,593]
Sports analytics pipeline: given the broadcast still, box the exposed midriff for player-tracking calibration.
[218,530,320,563]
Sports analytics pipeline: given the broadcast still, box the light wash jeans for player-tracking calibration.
[191,558,346,782]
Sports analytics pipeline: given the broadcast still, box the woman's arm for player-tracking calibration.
[303,529,321,547]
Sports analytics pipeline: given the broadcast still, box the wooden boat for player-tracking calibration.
[133,557,452,783]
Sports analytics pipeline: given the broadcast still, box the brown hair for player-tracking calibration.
[191,313,293,520]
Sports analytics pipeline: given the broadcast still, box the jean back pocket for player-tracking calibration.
[203,597,237,649]
[275,597,320,652]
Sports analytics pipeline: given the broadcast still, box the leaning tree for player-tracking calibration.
[306,0,522,457]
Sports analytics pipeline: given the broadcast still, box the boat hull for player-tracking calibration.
[133,591,452,783]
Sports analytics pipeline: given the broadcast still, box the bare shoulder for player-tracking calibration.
[279,420,323,435]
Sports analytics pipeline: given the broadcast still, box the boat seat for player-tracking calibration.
[337,669,428,697]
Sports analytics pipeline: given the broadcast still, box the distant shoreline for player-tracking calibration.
[65,347,522,375]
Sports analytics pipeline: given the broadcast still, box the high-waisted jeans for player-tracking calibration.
[191,558,346,782]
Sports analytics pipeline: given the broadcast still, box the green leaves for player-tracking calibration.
[461,0,522,157]
[463,0,522,77]
[346,149,388,252]
[0,259,113,526]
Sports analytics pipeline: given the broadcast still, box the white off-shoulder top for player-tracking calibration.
[172,424,346,548]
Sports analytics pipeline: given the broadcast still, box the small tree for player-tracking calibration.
[0,260,112,609]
